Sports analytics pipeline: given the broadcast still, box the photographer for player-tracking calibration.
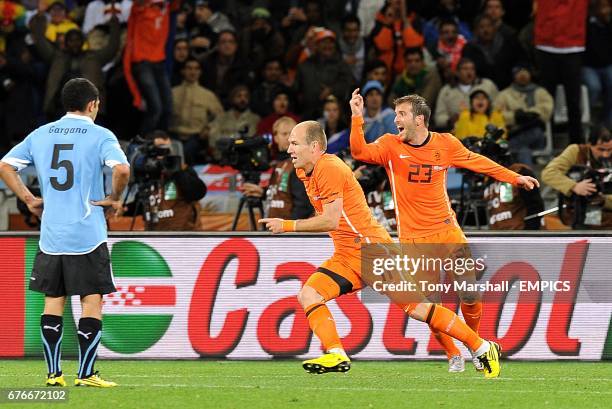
[242,117,313,219]
[542,126,612,229]
[129,130,207,231]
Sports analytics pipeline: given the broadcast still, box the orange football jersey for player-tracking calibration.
[296,154,392,252]
[350,116,520,239]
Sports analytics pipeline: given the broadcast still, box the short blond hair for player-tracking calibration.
[272,116,297,135]
[297,120,327,151]
[393,94,431,126]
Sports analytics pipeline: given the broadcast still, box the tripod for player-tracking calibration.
[231,194,264,231]
[123,179,161,231]
[456,171,487,229]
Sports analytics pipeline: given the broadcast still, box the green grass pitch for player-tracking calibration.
[0,360,610,409]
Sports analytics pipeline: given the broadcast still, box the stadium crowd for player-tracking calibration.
[0,0,611,230]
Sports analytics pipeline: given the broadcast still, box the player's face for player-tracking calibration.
[395,103,418,142]
[274,122,294,152]
[287,126,313,170]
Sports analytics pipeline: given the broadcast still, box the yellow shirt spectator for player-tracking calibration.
[453,89,506,140]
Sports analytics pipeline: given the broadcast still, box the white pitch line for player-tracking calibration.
[1,374,611,382]
[117,384,612,395]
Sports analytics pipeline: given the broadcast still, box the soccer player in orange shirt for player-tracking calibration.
[260,121,503,378]
[349,89,539,372]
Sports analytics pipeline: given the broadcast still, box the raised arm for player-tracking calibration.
[451,137,539,190]
[349,88,387,164]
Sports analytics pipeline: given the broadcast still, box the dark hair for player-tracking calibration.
[365,59,387,73]
[342,13,361,28]
[474,14,494,28]
[403,46,423,59]
[183,57,201,68]
[61,78,99,112]
[438,17,459,30]
[262,57,285,71]
[65,29,84,43]
[590,124,612,144]
[147,129,170,141]
[393,94,431,126]
[456,57,475,70]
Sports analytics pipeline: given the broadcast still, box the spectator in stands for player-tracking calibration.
[171,39,190,86]
[0,0,26,56]
[242,116,313,220]
[494,64,554,165]
[189,26,215,63]
[362,80,398,142]
[238,7,285,76]
[339,14,366,82]
[295,28,354,120]
[282,0,325,49]
[461,14,525,89]
[535,0,588,145]
[453,89,505,140]
[251,58,287,117]
[201,29,252,106]
[209,84,260,160]
[422,0,472,49]
[482,0,516,39]
[434,58,498,130]
[43,0,79,47]
[169,57,223,165]
[389,47,442,108]
[0,46,39,154]
[429,18,467,83]
[256,87,300,140]
[191,0,233,34]
[317,95,349,154]
[370,0,424,78]
[363,58,389,87]
[583,0,612,128]
[124,0,179,135]
[31,2,119,121]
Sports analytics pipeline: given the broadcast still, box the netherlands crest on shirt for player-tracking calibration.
[433,150,441,162]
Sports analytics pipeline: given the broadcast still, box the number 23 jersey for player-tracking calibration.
[350,116,519,239]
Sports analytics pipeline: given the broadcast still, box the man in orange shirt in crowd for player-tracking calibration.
[260,121,502,378]
[349,89,539,373]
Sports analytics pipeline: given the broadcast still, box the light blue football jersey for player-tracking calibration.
[2,114,128,254]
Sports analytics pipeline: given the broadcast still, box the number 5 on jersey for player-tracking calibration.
[50,144,74,191]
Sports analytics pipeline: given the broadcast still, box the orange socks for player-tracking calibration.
[460,301,482,334]
[430,328,461,358]
[304,303,342,351]
[427,304,482,352]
